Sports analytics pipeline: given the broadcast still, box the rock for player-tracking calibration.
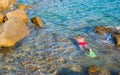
[17,4,31,10]
[31,16,43,27]
[94,26,113,35]
[88,65,111,75]
[0,13,4,23]
[88,65,100,75]
[112,33,120,47]
[0,17,29,47]
[0,0,10,12]
[6,9,29,24]
[70,64,82,72]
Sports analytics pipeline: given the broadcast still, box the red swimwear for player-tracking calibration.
[78,42,87,46]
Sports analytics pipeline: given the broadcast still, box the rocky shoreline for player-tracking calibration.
[0,0,120,75]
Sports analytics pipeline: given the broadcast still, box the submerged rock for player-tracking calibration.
[88,65,111,75]
[0,17,29,47]
[88,65,100,75]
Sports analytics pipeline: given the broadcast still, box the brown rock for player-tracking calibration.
[88,65,100,75]
[107,27,114,33]
[94,26,108,35]
[18,4,31,10]
[6,9,29,24]
[31,17,43,27]
[0,17,29,47]
[88,65,111,75]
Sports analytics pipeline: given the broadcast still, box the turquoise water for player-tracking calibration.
[0,0,120,75]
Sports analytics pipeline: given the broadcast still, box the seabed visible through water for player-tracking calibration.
[0,0,120,75]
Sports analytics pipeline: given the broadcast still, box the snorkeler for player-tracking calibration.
[74,34,89,51]
[69,34,89,51]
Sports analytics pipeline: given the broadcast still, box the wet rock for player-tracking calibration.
[88,65,111,75]
[0,17,29,47]
[112,33,120,47]
[88,65,100,75]
[94,26,114,35]
[31,16,43,27]
[6,9,29,24]
[17,4,31,10]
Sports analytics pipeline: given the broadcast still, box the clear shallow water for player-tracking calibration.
[0,0,120,75]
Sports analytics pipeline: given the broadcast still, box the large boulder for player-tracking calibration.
[0,17,29,47]
[0,0,10,12]
[31,16,43,27]
[6,9,28,24]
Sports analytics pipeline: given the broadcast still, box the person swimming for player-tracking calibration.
[69,34,96,57]
[75,34,89,50]
[73,34,89,51]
